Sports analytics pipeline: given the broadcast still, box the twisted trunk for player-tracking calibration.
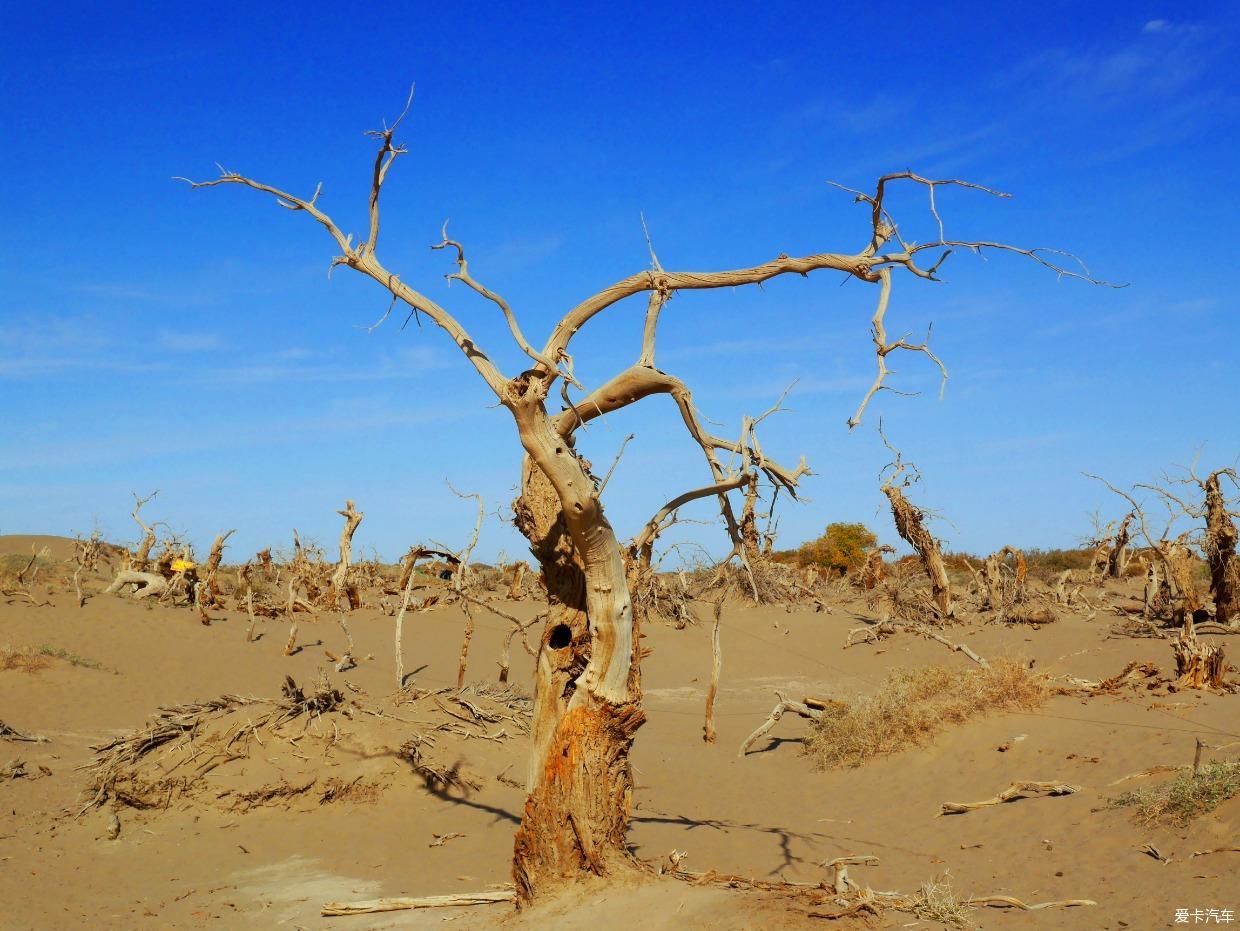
[202,530,235,607]
[1204,473,1239,626]
[508,397,643,905]
[882,483,953,619]
[329,500,363,610]
[1106,513,1132,579]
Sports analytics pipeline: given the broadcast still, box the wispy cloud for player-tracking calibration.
[1013,19,1221,102]
[0,403,483,471]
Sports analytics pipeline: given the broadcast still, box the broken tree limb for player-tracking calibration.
[321,890,516,916]
[704,602,722,744]
[1190,846,1240,858]
[968,895,1097,910]
[737,691,823,757]
[915,624,988,666]
[844,619,985,665]
[0,720,48,743]
[456,600,475,688]
[940,781,1079,815]
[1173,615,1231,690]
[104,570,169,600]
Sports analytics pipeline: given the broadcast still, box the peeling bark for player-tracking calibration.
[1173,615,1229,689]
[328,500,363,610]
[1106,513,1133,579]
[1203,472,1239,626]
[882,483,952,619]
[508,405,643,905]
[202,530,235,608]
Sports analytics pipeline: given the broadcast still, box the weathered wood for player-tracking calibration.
[1173,615,1229,689]
[104,570,168,600]
[703,603,722,744]
[321,890,515,916]
[1203,471,1239,626]
[940,781,1079,815]
[881,479,952,619]
[201,529,235,607]
[737,692,823,758]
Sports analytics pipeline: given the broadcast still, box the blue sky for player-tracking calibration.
[1,1,1237,564]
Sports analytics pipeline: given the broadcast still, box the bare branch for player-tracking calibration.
[179,162,510,398]
[848,269,948,429]
[431,222,570,379]
[360,85,415,256]
[631,474,749,558]
[541,249,869,370]
[598,433,635,493]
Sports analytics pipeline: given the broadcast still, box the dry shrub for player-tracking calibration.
[0,645,52,673]
[1,644,104,673]
[696,558,805,604]
[806,660,1050,769]
[868,562,944,624]
[1109,758,1240,826]
[910,872,971,927]
[630,567,698,627]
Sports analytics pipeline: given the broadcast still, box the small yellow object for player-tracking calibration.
[171,559,196,572]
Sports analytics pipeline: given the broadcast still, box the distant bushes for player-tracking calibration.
[773,522,879,576]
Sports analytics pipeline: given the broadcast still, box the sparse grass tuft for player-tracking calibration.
[806,660,1050,769]
[37,645,106,670]
[0,644,107,673]
[1110,759,1240,826]
[0,645,52,673]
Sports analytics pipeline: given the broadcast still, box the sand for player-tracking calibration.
[1,534,1236,929]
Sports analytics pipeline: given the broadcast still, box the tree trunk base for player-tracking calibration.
[512,702,644,906]
[1173,617,1229,689]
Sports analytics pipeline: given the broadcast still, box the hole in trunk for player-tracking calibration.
[548,623,572,649]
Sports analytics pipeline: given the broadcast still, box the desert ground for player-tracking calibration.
[1,533,1236,930]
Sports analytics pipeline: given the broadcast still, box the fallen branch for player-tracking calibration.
[940,781,1079,815]
[0,720,48,743]
[1191,846,1240,858]
[968,895,1097,911]
[737,691,823,757]
[1108,765,1178,786]
[321,890,514,916]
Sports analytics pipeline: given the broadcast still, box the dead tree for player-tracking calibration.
[328,500,364,611]
[1106,512,1134,578]
[981,545,1026,612]
[1087,474,1202,624]
[1173,615,1229,690]
[505,561,528,600]
[877,425,953,620]
[71,531,107,607]
[448,487,485,688]
[1202,470,1239,626]
[182,95,1111,903]
[106,491,161,598]
[1125,463,1239,625]
[201,529,235,608]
